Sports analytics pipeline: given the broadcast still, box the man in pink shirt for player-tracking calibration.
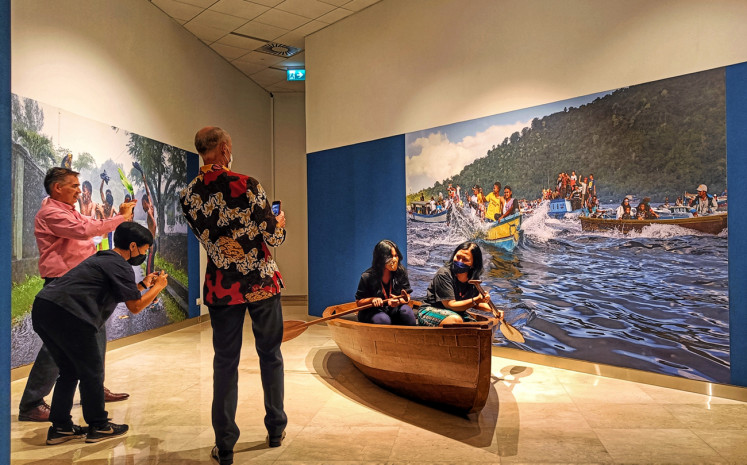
[19,167,136,422]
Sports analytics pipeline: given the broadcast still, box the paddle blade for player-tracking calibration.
[500,321,525,343]
[282,320,309,343]
[118,168,134,197]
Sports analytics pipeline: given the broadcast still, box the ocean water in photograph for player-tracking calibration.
[406,201,729,383]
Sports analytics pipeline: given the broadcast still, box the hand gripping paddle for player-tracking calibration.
[469,280,525,343]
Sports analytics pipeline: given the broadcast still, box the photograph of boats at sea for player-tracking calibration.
[405,66,729,383]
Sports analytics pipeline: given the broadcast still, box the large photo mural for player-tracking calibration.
[405,67,729,383]
[11,95,191,369]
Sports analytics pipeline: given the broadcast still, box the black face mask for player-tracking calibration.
[451,260,471,275]
[127,249,147,266]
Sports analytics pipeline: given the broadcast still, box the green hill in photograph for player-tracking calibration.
[418,68,726,203]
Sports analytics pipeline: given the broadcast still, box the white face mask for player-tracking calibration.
[223,151,233,170]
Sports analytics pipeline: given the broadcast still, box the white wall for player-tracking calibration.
[12,0,272,173]
[12,0,275,313]
[306,0,747,153]
[272,93,308,296]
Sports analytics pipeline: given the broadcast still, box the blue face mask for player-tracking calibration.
[451,260,470,274]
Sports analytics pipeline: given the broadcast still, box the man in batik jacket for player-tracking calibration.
[180,127,287,465]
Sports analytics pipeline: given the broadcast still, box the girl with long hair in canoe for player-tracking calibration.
[416,241,492,327]
[354,240,416,325]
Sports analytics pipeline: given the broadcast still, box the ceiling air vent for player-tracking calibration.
[256,42,301,58]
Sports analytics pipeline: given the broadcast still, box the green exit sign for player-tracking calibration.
[287,69,306,81]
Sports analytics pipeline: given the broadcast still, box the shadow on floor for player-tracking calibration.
[307,345,526,454]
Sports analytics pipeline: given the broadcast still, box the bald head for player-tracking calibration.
[195,126,232,166]
[195,127,230,155]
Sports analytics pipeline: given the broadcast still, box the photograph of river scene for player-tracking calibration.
[405,66,729,383]
[10,95,190,369]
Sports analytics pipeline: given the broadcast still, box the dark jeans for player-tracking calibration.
[19,277,108,412]
[208,295,287,451]
[358,304,416,325]
[31,299,109,428]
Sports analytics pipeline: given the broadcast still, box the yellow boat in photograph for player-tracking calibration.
[483,213,522,251]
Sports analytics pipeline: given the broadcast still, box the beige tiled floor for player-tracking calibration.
[9,305,747,464]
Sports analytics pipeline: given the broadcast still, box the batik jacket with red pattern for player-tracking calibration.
[180,164,285,305]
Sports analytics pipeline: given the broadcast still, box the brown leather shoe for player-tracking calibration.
[103,387,129,402]
[19,401,51,422]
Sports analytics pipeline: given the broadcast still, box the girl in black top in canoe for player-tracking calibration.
[354,240,416,325]
[416,241,492,327]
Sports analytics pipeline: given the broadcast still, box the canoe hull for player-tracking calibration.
[323,302,498,414]
[580,213,727,235]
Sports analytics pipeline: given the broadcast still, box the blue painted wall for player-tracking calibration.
[307,135,406,316]
[1,0,11,458]
[186,152,201,318]
[726,62,747,386]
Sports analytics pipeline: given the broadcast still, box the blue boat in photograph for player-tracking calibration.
[548,198,582,218]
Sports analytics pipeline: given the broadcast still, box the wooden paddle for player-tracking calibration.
[282,291,410,342]
[468,280,525,343]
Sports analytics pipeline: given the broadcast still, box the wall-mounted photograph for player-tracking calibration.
[405,67,729,383]
[10,94,191,369]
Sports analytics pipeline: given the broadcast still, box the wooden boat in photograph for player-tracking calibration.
[483,213,522,251]
[410,210,449,223]
[579,212,728,235]
[408,201,448,223]
[323,301,500,414]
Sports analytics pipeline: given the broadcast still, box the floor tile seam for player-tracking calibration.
[582,422,619,462]
[593,426,728,460]
[658,401,747,425]
[572,401,687,429]
[689,427,740,461]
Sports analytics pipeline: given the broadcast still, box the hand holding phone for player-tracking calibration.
[271,200,281,216]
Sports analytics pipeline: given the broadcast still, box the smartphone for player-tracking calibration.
[271,200,281,216]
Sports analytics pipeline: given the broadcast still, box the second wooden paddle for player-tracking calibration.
[469,280,525,343]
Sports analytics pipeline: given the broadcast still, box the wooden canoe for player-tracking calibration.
[579,212,727,235]
[323,301,500,414]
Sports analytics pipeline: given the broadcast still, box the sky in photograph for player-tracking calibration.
[35,97,133,168]
[405,90,612,194]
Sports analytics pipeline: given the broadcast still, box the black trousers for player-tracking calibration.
[208,294,287,451]
[19,277,107,412]
[31,299,109,428]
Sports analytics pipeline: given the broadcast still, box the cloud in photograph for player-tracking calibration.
[406,120,531,193]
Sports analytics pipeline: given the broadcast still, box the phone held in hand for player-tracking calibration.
[271,200,281,216]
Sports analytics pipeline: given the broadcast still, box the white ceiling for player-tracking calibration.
[150,0,381,93]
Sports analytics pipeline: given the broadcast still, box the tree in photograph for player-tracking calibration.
[124,132,188,235]
[14,127,56,170]
[73,152,98,172]
[11,94,44,137]
[11,95,56,169]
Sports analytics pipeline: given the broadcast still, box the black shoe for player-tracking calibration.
[85,422,129,443]
[211,445,233,464]
[46,424,86,445]
[267,431,286,447]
